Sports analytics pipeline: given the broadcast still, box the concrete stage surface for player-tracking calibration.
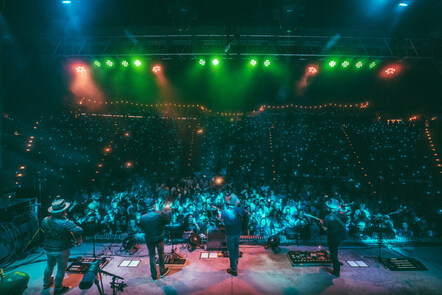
[10,242,442,295]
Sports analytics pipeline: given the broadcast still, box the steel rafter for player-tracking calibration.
[39,34,438,59]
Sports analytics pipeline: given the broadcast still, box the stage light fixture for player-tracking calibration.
[342,61,350,68]
[76,66,86,74]
[152,65,162,73]
[264,235,281,254]
[369,62,376,69]
[264,60,271,67]
[307,66,318,75]
[356,61,363,69]
[199,59,206,66]
[398,3,408,7]
[61,0,72,4]
[105,60,114,67]
[93,61,101,67]
[122,60,129,67]
[187,233,203,252]
[134,60,142,67]
[329,60,336,67]
[250,59,257,66]
[385,67,396,75]
[212,59,219,66]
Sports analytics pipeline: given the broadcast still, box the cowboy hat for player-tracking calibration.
[226,194,240,206]
[48,199,70,214]
[326,198,341,210]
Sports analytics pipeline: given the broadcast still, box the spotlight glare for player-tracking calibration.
[250,59,257,66]
[212,59,219,66]
[342,61,350,68]
[134,60,142,67]
[356,61,363,68]
[93,60,101,67]
[61,0,72,4]
[122,60,129,67]
[152,65,162,73]
[199,59,206,66]
[369,62,377,69]
[106,60,114,67]
[399,3,408,7]
[264,60,271,67]
[329,60,336,67]
[214,176,224,185]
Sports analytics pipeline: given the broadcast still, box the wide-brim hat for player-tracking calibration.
[226,193,240,206]
[326,198,341,210]
[48,199,70,213]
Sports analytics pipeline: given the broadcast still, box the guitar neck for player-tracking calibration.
[304,213,324,223]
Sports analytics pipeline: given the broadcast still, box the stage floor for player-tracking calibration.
[10,242,442,295]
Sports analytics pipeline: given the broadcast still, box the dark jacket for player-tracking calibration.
[323,211,349,243]
[42,215,83,252]
[221,206,248,236]
[139,210,170,244]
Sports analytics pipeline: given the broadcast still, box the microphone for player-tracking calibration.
[79,260,100,290]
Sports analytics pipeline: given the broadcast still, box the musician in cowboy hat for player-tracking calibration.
[322,198,348,278]
[219,194,249,276]
[41,198,83,294]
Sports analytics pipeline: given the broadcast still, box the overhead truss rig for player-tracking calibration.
[41,34,438,59]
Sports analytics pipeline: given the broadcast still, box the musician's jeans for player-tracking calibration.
[328,239,340,275]
[43,249,70,291]
[226,234,241,272]
[147,240,165,279]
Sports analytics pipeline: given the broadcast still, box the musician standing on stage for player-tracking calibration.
[42,198,83,294]
[220,194,249,276]
[322,198,348,277]
[139,199,171,281]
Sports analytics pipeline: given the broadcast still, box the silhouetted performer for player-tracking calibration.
[42,199,83,294]
[220,194,249,276]
[323,198,348,277]
[139,199,171,281]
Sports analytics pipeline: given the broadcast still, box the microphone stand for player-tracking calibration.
[94,269,126,295]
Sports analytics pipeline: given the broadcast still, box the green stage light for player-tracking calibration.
[134,60,142,67]
[122,60,129,67]
[250,59,257,66]
[199,59,206,66]
[369,62,376,69]
[342,61,350,68]
[356,61,363,69]
[264,60,271,67]
[329,60,336,67]
[212,59,219,66]
[93,60,101,67]
[105,60,114,67]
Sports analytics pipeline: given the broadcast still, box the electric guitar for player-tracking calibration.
[304,213,326,230]
[210,204,251,229]
[304,213,324,224]
[70,232,83,247]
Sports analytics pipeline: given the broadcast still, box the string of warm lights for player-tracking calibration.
[342,124,376,196]
[424,120,441,174]
[77,98,370,117]
[17,123,39,186]
[188,124,200,169]
[269,125,276,182]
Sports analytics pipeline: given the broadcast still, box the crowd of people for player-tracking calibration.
[7,107,441,242]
